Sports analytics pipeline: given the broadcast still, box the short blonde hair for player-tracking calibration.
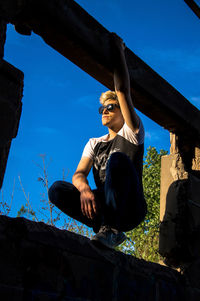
[99,90,119,105]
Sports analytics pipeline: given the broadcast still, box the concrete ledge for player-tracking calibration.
[0,215,191,300]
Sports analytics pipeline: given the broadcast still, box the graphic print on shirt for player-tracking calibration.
[93,147,120,182]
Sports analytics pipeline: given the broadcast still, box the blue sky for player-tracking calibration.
[2,0,200,217]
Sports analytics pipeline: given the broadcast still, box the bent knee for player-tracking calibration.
[48,181,63,204]
[48,181,76,205]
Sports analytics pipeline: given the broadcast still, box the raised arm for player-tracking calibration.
[72,157,99,219]
[110,33,139,132]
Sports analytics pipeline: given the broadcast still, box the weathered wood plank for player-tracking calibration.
[184,0,200,19]
[1,0,200,139]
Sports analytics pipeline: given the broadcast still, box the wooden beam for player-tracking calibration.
[1,0,200,140]
[184,0,200,19]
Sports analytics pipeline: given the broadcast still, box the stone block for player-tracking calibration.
[192,146,200,171]
[0,18,6,58]
[159,154,189,267]
[160,153,200,269]
[0,59,24,188]
[160,154,188,221]
[0,141,11,191]
[0,215,187,300]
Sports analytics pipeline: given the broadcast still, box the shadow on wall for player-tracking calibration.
[159,173,200,269]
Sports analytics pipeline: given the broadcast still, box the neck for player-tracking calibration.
[107,129,117,140]
[107,124,123,140]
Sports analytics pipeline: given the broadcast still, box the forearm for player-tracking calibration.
[112,43,134,114]
[110,33,139,130]
[114,66,130,94]
[114,52,130,93]
[72,172,91,193]
[110,35,130,93]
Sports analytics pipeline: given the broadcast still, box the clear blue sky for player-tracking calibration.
[2,0,200,217]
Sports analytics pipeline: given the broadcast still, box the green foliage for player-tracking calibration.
[17,204,37,220]
[0,180,15,216]
[118,146,167,263]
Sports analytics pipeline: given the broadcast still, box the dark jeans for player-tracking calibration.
[48,152,147,233]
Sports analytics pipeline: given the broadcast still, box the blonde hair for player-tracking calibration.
[99,90,119,105]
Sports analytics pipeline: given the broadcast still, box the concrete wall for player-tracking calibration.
[1,215,198,301]
[159,137,200,288]
[0,21,24,188]
[159,154,189,267]
[0,18,6,58]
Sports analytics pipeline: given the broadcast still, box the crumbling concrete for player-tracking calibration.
[159,153,189,267]
[0,21,24,188]
[0,18,6,58]
[192,146,200,171]
[0,215,194,301]
[159,134,200,290]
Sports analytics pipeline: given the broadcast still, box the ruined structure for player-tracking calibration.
[0,215,187,301]
[0,18,23,189]
[0,0,200,299]
[159,135,200,288]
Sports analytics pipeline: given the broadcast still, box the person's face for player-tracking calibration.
[101,99,124,129]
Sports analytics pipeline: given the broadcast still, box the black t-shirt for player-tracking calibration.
[82,120,145,188]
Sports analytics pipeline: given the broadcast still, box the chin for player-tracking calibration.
[102,120,110,126]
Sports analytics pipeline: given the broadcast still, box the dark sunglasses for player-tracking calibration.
[99,103,120,114]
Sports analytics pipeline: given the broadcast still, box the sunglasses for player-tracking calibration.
[99,103,120,114]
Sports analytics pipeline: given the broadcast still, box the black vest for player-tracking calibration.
[92,134,144,189]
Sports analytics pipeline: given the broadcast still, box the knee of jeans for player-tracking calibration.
[48,181,62,204]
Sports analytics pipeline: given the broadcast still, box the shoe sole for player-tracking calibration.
[91,239,112,250]
[91,234,127,249]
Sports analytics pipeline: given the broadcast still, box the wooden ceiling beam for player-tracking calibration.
[184,0,200,19]
[1,0,200,140]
